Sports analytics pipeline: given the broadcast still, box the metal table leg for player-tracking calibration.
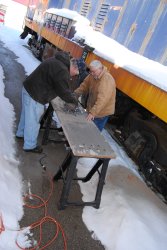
[56,155,110,210]
[53,150,72,181]
[41,104,53,145]
[58,155,78,210]
[93,159,110,208]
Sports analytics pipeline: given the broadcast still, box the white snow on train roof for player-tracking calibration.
[46,8,90,25]
[74,25,167,92]
[51,8,167,93]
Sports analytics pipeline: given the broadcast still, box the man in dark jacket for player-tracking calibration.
[16,51,79,153]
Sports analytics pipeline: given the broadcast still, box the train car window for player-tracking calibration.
[44,12,52,28]
[49,14,57,30]
[65,19,76,38]
[59,17,69,36]
[55,15,63,33]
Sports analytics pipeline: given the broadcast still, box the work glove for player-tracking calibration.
[65,103,78,112]
[71,92,79,105]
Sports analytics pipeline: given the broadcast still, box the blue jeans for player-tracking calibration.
[93,116,109,131]
[16,87,44,149]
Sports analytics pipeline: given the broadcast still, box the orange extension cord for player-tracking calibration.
[0,158,67,250]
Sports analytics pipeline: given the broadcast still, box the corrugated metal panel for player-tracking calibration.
[108,0,167,65]
[111,0,128,40]
[103,0,124,37]
[112,0,147,44]
[67,0,100,24]
[142,2,167,64]
[48,0,64,9]
[67,0,83,11]
[124,0,158,52]
[29,0,167,66]
[85,0,100,22]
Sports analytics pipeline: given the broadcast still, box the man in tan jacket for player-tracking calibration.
[74,60,116,131]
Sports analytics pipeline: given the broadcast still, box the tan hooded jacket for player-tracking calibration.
[75,66,116,118]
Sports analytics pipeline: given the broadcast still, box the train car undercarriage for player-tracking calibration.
[109,91,167,202]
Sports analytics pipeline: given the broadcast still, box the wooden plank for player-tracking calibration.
[51,98,115,159]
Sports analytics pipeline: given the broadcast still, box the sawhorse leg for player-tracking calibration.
[41,103,54,145]
[53,150,72,181]
[94,159,109,208]
[54,151,110,209]
[40,103,53,129]
[41,104,66,145]
[58,155,79,210]
[80,159,103,182]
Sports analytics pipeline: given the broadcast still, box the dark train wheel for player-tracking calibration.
[138,130,157,166]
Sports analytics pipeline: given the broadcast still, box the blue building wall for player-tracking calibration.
[125,0,158,52]
[109,0,167,65]
[85,0,99,22]
[103,0,125,37]
[112,0,142,44]
[68,0,82,11]
[48,0,64,9]
[144,6,167,63]
[40,0,167,65]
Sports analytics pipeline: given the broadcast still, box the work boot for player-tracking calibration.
[24,145,43,153]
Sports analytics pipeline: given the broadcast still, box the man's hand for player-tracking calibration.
[73,92,80,100]
[86,113,95,121]
[71,93,79,105]
[65,103,77,112]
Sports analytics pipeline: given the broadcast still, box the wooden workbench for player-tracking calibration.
[51,98,115,159]
[50,97,115,209]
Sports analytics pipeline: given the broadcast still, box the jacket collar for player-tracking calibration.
[97,66,107,79]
